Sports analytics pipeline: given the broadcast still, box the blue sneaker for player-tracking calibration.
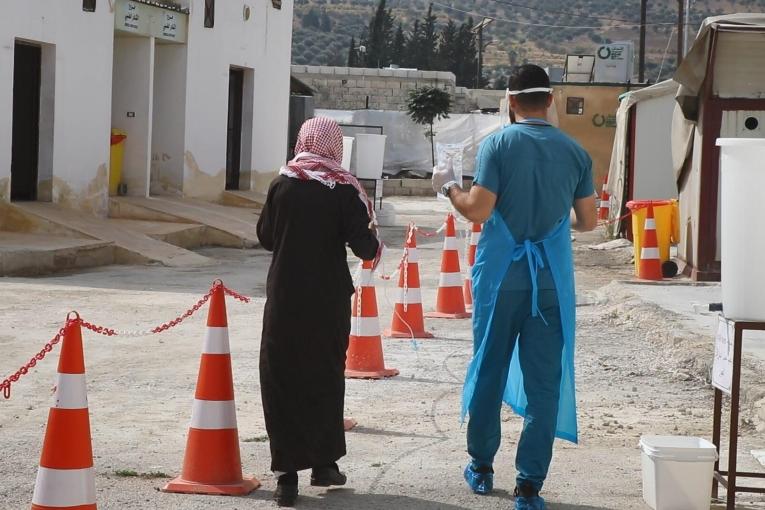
[515,495,546,510]
[514,484,546,510]
[463,462,493,495]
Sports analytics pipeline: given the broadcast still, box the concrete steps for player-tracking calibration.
[107,219,207,250]
[109,196,259,248]
[220,190,266,210]
[0,231,115,276]
[12,202,214,268]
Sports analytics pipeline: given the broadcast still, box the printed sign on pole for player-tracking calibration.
[712,316,735,395]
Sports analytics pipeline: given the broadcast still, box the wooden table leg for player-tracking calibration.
[726,326,744,510]
[713,388,723,499]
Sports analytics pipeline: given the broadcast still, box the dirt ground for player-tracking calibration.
[2,197,765,509]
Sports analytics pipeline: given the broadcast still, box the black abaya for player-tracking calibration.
[256,175,379,473]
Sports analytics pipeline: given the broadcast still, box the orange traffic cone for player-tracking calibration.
[638,203,662,281]
[385,224,434,338]
[346,260,399,379]
[426,214,471,319]
[463,222,482,309]
[598,178,611,220]
[31,315,97,510]
[163,284,259,496]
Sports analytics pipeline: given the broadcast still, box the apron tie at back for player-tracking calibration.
[512,239,548,325]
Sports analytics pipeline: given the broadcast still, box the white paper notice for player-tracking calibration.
[712,316,735,395]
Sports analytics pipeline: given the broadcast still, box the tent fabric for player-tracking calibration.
[674,14,765,123]
[605,80,679,235]
[316,109,501,176]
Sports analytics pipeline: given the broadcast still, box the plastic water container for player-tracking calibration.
[354,134,386,179]
[640,435,717,510]
[342,136,354,173]
[717,138,765,320]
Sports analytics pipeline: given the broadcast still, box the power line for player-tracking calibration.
[431,2,677,30]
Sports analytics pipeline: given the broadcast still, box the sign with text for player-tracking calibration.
[115,0,188,43]
[712,316,735,395]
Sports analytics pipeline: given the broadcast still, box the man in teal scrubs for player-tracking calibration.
[432,65,597,510]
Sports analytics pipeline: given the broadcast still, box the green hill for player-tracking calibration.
[291,0,765,83]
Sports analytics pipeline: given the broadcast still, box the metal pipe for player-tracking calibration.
[639,0,647,82]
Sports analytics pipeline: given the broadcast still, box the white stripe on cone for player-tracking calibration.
[32,467,96,507]
[439,272,463,287]
[470,232,481,245]
[601,202,610,210]
[358,269,374,287]
[443,237,460,251]
[406,248,419,263]
[644,218,656,230]
[53,373,88,410]
[641,247,660,259]
[190,399,238,430]
[397,287,422,304]
[351,316,381,337]
[203,327,230,354]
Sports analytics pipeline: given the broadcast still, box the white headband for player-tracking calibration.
[507,87,553,95]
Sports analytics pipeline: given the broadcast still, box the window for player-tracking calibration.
[272,0,282,9]
[82,0,96,12]
[566,97,584,115]
[204,0,215,28]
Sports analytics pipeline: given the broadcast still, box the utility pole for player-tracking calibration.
[683,0,691,55]
[638,0,647,83]
[472,17,493,89]
[677,0,685,66]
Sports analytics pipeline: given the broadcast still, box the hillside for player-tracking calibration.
[291,0,765,83]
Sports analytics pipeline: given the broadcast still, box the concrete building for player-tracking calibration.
[1,0,293,217]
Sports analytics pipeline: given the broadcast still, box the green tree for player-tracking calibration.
[302,8,321,30]
[406,86,452,167]
[347,36,358,67]
[420,4,438,70]
[437,19,458,72]
[364,0,395,68]
[320,10,333,32]
[404,20,421,68]
[454,19,478,87]
[391,24,406,66]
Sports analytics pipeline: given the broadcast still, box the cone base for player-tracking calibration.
[424,311,472,319]
[345,367,399,379]
[161,475,260,496]
[383,329,434,339]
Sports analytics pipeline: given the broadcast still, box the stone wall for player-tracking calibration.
[292,65,457,112]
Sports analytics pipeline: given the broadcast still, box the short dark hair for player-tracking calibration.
[508,64,551,110]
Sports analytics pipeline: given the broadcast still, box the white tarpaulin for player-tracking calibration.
[606,80,679,235]
[316,109,502,176]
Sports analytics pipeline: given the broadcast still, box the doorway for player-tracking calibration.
[226,68,244,190]
[11,42,42,201]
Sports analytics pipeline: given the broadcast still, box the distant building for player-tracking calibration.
[0,0,293,216]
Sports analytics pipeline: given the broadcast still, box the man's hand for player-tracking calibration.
[431,158,458,194]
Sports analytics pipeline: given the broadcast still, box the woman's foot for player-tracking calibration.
[274,472,298,507]
[310,462,347,487]
[343,417,358,431]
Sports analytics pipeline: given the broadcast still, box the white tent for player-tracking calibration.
[606,79,680,235]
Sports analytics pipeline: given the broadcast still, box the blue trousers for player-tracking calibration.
[467,289,563,491]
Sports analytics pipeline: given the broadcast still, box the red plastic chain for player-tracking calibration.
[0,316,75,400]
[1,282,253,399]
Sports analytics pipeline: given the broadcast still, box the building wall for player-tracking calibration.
[151,43,188,195]
[112,36,154,198]
[554,84,629,192]
[183,0,293,199]
[292,66,457,112]
[713,31,765,98]
[0,0,114,214]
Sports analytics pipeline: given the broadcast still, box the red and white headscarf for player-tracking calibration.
[281,117,382,266]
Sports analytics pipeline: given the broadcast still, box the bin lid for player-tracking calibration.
[111,134,127,145]
[640,435,718,462]
[626,200,675,211]
[716,138,765,148]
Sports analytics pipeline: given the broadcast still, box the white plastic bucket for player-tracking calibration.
[342,136,354,173]
[640,435,717,510]
[354,134,386,179]
[717,138,765,320]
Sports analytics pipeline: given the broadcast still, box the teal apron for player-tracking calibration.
[461,209,578,444]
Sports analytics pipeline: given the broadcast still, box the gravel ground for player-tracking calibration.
[1,197,764,509]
